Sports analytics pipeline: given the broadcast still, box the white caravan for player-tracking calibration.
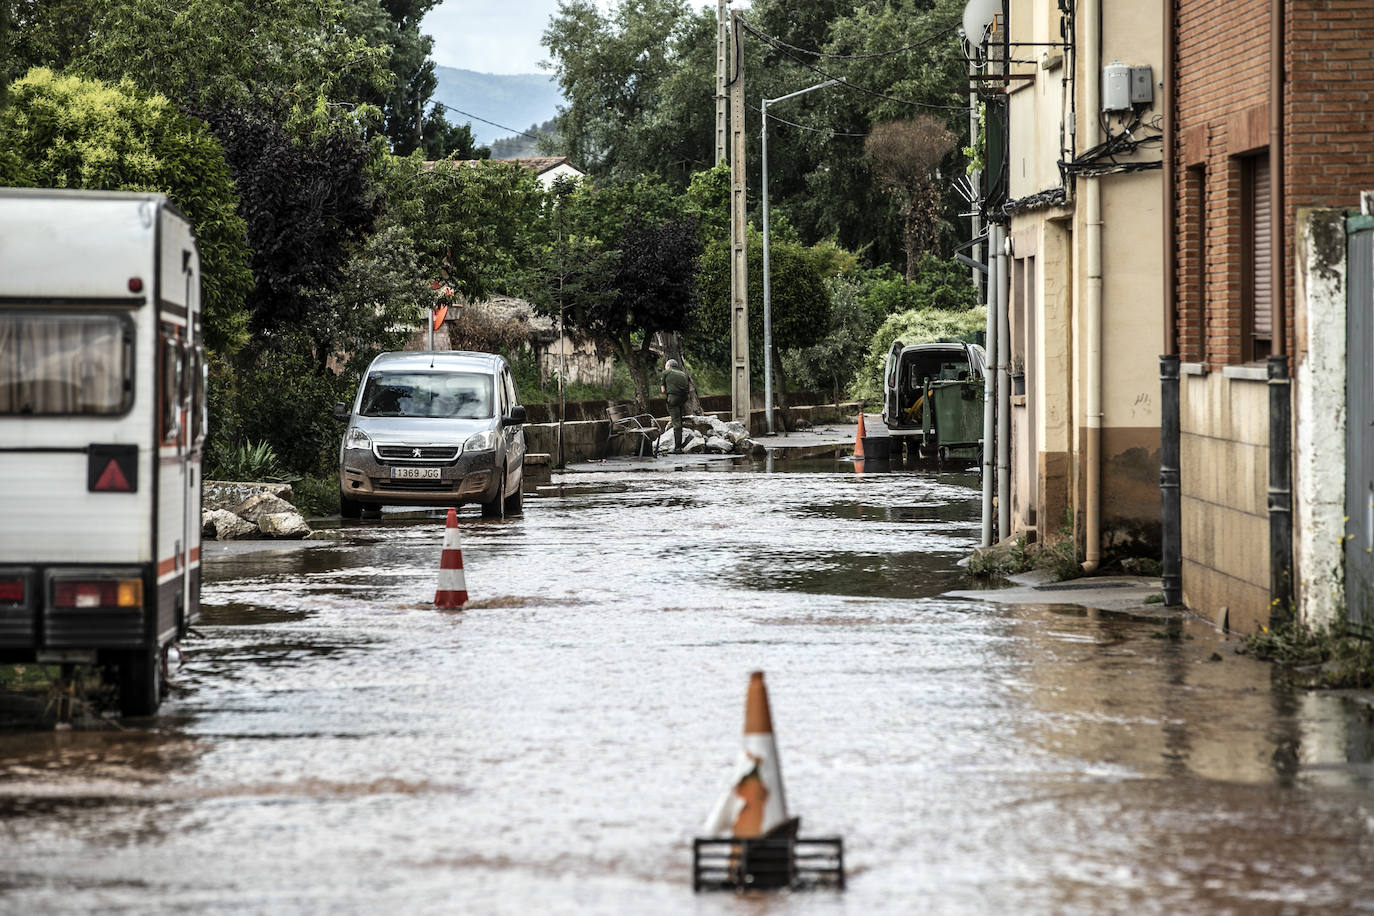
[0,189,204,715]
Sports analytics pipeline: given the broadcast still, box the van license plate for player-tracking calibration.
[391,467,441,480]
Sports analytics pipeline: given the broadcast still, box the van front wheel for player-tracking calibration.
[481,469,506,519]
[340,493,362,519]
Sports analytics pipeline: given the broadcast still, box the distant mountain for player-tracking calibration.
[431,66,564,150]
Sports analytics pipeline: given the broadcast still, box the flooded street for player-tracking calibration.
[2,460,1373,913]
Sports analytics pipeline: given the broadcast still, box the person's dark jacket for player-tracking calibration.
[662,368,690,407]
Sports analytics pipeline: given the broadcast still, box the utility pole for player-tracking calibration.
[715,0,729,164]
[728,9,750,425]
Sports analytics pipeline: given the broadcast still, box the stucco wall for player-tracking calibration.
[1293,207,1349,628]
[1180,371,1271,632]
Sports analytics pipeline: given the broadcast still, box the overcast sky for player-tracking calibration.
[422,0,731,76]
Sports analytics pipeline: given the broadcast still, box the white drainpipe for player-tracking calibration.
[997,227,1011,541]
[982,225,999,546]
[1081,0,1103,573]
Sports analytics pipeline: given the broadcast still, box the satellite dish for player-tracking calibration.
[962,0,1000,45]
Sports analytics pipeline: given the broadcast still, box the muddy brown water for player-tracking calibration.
[1,460,1372,913]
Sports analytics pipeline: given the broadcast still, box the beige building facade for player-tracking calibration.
[999,0,1164,559]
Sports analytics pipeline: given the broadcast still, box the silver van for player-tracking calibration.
[335,351,527,519]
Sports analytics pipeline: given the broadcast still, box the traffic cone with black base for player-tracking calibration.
[434,508,468,608]
[703,671,793,839]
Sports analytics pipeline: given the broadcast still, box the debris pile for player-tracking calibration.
[655,415,765,456]
[202,482,313,540]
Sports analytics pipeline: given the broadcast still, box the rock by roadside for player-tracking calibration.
[202,481,313,540]
[654,415,758,456]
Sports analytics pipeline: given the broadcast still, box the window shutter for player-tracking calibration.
[1252,158,1272,342]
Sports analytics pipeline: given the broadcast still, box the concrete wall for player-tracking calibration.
[1293,207,1350,628]
[1180,370,1271,632]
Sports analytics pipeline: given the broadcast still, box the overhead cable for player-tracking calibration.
[432,102,547,142]
[751,105,867,138]
[739,20,968,113]
[741,23,959,60]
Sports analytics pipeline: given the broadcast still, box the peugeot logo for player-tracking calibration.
[412,448,422,458]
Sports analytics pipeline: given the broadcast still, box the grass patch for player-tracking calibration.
[292,474,342,519]
[1144,593,1165,605]
[967,533,1081,582]
[1243,620,1374,689]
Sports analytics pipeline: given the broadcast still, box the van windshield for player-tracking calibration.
[358,371,494,419]
[0,312,132,415]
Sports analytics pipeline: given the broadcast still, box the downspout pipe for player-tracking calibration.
[982,224,999,547]
[996,225,1011,541]
[1160,0,1183,605]
[1267,0,1293,623]
[1081,0,1103,574]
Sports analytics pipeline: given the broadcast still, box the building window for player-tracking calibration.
[1242,152,1272,362]
[1184,165,1206,363]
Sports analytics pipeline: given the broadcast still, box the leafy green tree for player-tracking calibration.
[195,102,382,356]
[782,274,878,403]
[690,226,832,396]
[0,68,252,352]
[542,0,714,187]
[379,154,545,304]
[7,0,392,110]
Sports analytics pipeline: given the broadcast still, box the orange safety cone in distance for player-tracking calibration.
[702,671,791,839]
[434,507,468,608]
[854,411,867,459]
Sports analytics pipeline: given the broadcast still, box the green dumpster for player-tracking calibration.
[927,380,983,451]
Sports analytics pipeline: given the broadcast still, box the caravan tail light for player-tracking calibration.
[53,578,143,610]
[0,577,24,606]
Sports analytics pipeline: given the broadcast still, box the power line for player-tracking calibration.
[432,102,548,142]
[750,105,867,138]
[739,20,969,113]
[742,23,960,61]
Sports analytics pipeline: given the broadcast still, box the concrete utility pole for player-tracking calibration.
[715,0,729,164]
[728,8,750,425]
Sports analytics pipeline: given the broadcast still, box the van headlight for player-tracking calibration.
[463,429,499,452]
[345,427,372,450]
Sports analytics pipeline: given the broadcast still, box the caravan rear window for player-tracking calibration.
[0,313,133,415]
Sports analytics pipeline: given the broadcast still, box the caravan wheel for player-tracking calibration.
[115,646,163,717]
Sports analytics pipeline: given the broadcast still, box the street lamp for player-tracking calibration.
[761,79,838,435]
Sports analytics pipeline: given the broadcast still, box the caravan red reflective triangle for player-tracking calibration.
[92,458,132,492]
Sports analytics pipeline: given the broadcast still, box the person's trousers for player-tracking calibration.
[668,403,683,450]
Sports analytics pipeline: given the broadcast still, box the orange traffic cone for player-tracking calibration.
[434,508,468,608]
[703,672,792,838]
[854,411,867,459]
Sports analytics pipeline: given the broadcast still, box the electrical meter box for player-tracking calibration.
[1102,61,1131,111]
[1130,65,1154,105]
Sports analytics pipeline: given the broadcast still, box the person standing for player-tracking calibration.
[660,358,691,453]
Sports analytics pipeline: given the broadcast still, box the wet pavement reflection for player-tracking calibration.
[2,459,1372,913]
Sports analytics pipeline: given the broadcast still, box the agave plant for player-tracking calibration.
[210,440,288,483]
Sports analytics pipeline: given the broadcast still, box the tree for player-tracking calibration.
[866,116,956,279]
[690,227,832,396]
[197,102,382,360]
[542,0,713,187]
[379,155,545,304]
[7,0,392,110]
[0,68,252,352]
[608,217,703,408]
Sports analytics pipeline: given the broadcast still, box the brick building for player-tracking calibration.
[1164,0,1374,632]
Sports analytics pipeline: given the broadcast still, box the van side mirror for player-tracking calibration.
[332,403,350,422]
[503,405,527,427]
